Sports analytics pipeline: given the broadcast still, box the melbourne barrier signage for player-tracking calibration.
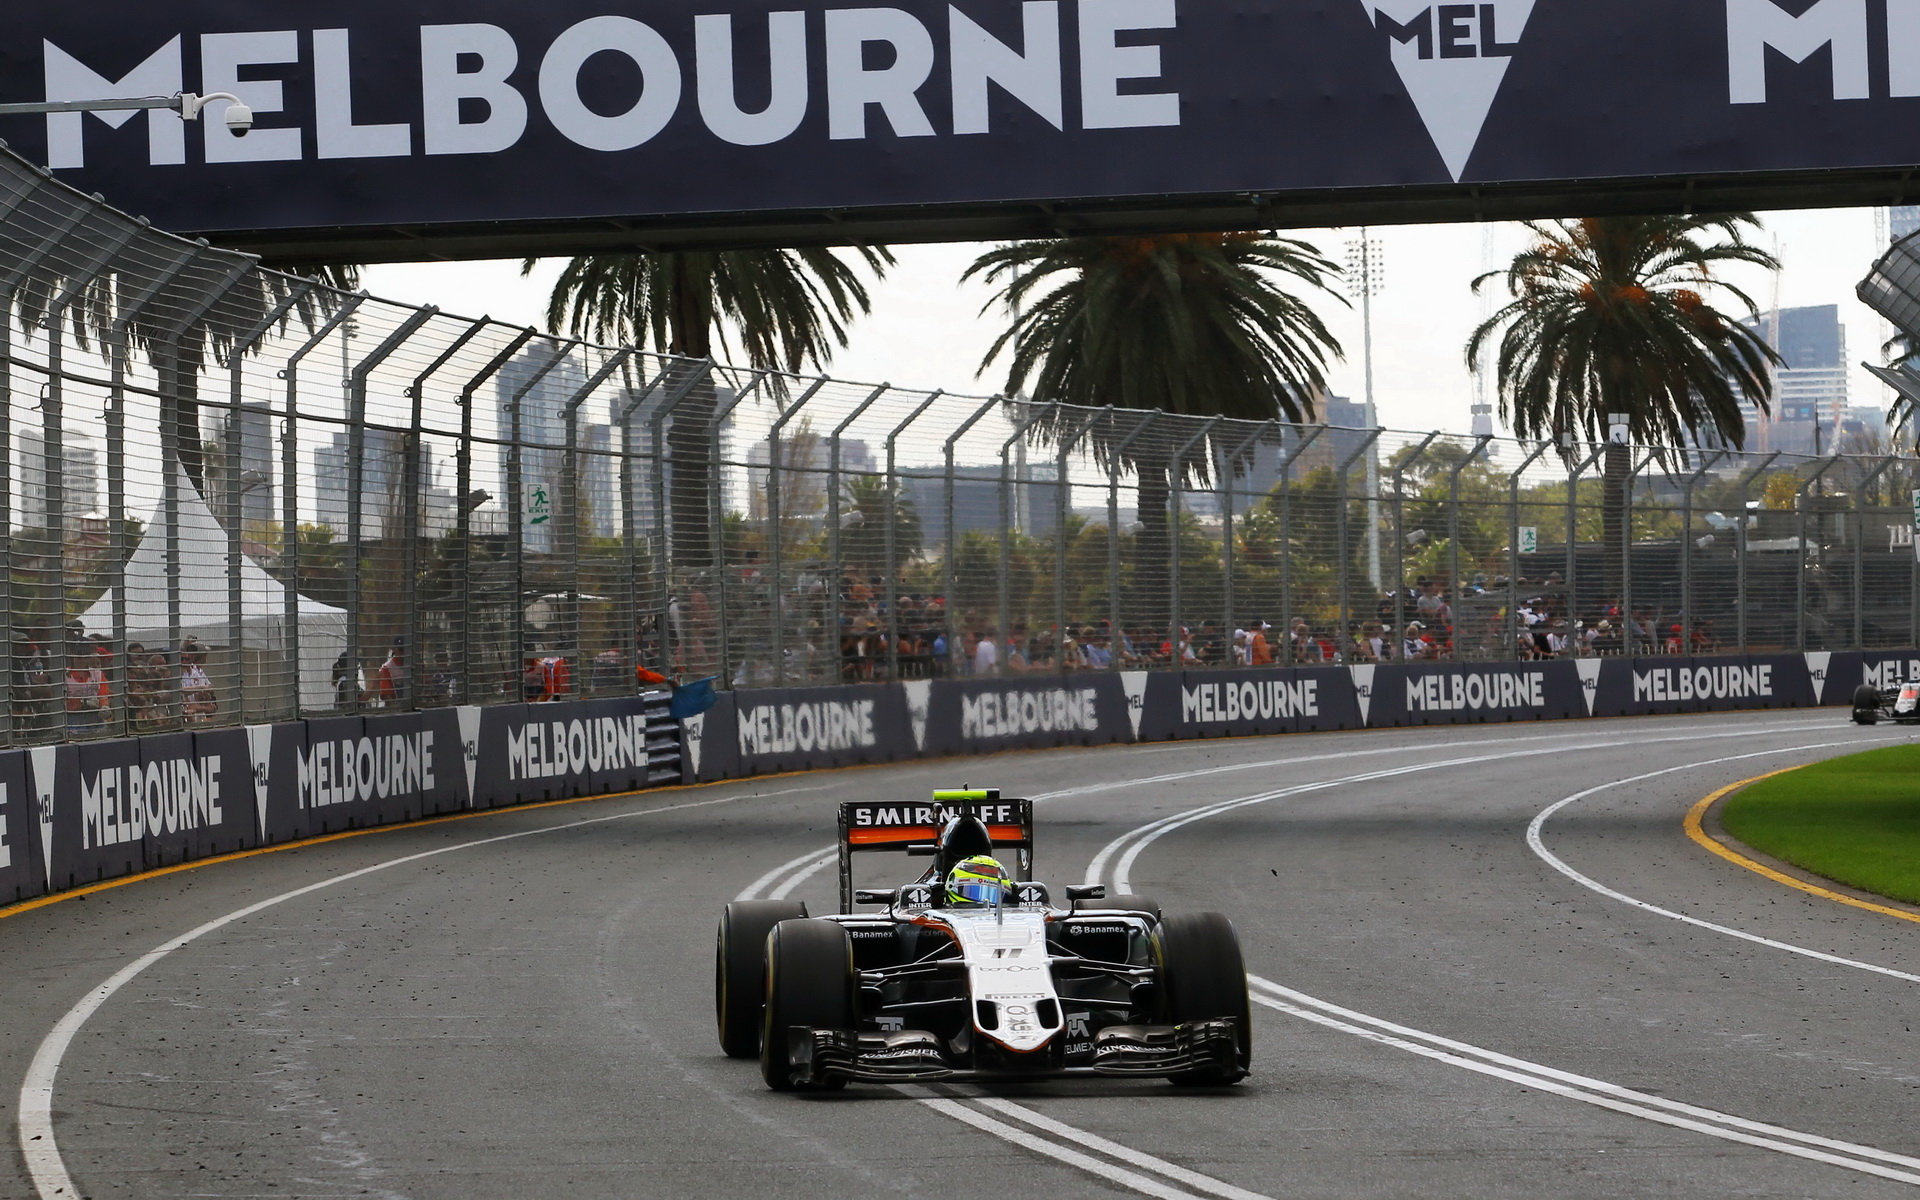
[8,2,1920,253]
[920,676,1134,755]
[733,684,912,775]
[0,749,41,902]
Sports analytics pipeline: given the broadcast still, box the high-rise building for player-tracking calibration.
[1740,305,1850,455]
[16,427,99,528]
[216,403,276,527]
[313,428,434,539]
[1893,206,1920,244]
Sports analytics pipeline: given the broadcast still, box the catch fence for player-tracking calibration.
[1,143,1915,747]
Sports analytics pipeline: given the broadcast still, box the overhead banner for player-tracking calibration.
[9,1,1920,254]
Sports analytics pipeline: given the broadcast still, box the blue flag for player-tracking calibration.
[669,676,718,721]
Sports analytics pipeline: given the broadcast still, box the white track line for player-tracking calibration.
[1090,732,1920,1187]
[19,790,752,1200]
[1525,749,1920,984]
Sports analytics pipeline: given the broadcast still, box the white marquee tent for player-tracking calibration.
[78,469,348,711]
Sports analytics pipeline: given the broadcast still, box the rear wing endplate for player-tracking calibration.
[837,789,1034,912]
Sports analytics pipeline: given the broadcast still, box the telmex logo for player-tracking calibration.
[39,3,1184,170]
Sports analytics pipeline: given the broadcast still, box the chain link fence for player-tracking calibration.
[2,144,1916,747]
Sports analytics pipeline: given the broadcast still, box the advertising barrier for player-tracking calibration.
[0,749,41,903]
[732,684,913,776]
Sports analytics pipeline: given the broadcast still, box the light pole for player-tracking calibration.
[0,91,253,131]
[1346,229,1385,591]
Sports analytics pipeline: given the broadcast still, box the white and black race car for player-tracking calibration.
[715,789,1251,1091]
[1851,681,1920,725]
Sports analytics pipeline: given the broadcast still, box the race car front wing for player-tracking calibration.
[776,1020,1244,1086]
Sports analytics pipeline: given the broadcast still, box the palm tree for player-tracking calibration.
[527,247,893,570]
[964,233,1345,630]
[1466,215,1780,602]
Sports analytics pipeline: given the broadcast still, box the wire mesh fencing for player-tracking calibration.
[2,142,1917,749]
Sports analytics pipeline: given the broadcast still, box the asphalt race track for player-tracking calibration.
[6,709,1920,1199]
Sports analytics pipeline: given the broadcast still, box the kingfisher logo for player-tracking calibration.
[1362,0,1534,180]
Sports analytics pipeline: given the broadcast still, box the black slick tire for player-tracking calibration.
[715,899,807,1058]
[1156,911,1252,1086]
[1852,684,1881,726]
[759,918,855,1091]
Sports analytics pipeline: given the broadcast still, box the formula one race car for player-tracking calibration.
[1851,681,1920,725]
[714,789,1251,1091]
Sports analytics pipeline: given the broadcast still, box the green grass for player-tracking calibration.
[1721,743,1920,906]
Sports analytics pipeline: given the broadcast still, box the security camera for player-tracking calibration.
[175,91,250,136]
[225,101,253,137]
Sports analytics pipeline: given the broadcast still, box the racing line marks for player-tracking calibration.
[1094,731,1920,1187]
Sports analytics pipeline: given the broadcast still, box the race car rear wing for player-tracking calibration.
[837,789,1034,912]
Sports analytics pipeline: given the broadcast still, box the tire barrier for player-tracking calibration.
[680,652,1902,785]
[0,692,679,906]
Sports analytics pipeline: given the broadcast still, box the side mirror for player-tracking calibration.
[853,888,896,906]
[1065,884,1107,901]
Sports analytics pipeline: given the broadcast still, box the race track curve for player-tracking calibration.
[4,709,1919,1200]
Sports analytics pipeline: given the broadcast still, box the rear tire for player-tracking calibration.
[1852,684,1881,726]
[1156,912,1251,1086]
[715,900,807,1058]
[760,919,855,1091]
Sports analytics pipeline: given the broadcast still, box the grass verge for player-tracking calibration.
[1722,743,1920,906]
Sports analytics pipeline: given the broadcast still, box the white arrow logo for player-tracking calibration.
[902,680,932,752]
[245,724,274,838]
[1350,665,1377,725]
[1575,659,1603,716]
[1803,652,1831,703]
[456,706,483,806]
[1119,672,1149,740]
[1360,0,1535,181]
[29,745,56,891]
[682,713,707,778]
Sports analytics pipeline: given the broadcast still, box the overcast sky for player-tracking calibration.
[362,206,1897,439]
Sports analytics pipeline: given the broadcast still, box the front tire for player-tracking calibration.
[716,900,807,1058]
[1156,912,1252,1086]
[760,919,855,1091]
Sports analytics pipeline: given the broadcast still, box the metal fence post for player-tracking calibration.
[827,383,889,678]
[452,327,536,703]
[1166,417,1220,666]
[502,339,579,694]
[1794,456,1845,652]
[401,317,488,708]
[997,400,1060,673]
[1445,435,1492,657]
[1218,423,1272,650]
[345,308,438,712]
[941,394,1004,676]
[1621,447,1659,652]
[559,349,634,688]
[647,359,715,678]
[220,281,314,724]
[706,368,773,687]
[1335,430,1384,660]
[1731,453,1778,653]
[1389,433,1440,648]
[1852,456,1898,650]
[275,294,364,712]
[883,390,945,680]
[1564,445,1605,634]
[1054,408,1111,670]
[1100,412,1158,667]
[1276,426,1322,661]
[1677,450,1726,656]
[1506,442,1552,660]
[763,375,827,685]
[151,260,254,710]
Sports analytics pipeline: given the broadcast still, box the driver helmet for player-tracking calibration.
[946,855,1012,906]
